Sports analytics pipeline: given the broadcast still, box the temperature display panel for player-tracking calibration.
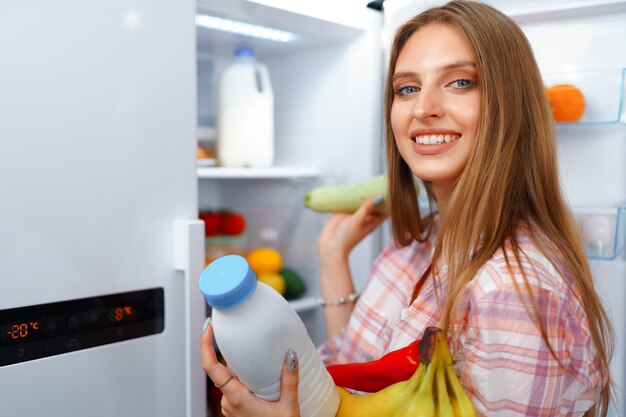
[0,288,164,366]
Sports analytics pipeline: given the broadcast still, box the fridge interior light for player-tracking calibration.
[195,14,299,43]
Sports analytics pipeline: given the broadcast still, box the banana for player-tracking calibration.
[334,359,425,417]
[429,327,476,417]
[432,330,453,367]
[435,366,454,417]
[394,328,476,417]
[444,365,476,417]
[334,327,477,417]
[395,350,437,417]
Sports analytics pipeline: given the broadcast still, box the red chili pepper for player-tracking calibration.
[326,339,420,393]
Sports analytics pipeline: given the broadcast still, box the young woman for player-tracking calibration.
[201,1,614,416]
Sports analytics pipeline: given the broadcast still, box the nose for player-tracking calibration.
[412,87,444,120]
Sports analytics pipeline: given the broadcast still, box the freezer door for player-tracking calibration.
[0,1,204,417]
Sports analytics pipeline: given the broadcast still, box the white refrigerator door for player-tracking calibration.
[0,1,205,417]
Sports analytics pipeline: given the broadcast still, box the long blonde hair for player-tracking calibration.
[384,1,614,415]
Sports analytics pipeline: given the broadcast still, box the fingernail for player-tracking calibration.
[201,317,211,334]
[287,349,298,373]
[372,195,384,206]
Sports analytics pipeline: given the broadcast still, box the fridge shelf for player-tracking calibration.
[574,205,626,261]
[197,126,216,142]
[289,296,319,313]
[197,166,324,179]
[543,68,626,125]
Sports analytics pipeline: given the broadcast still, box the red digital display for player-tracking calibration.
[110,306,133,322]
[0,288,164,367]
[0,305,138,346]
[5,321,40,340]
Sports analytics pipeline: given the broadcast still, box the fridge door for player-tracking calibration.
[0,1,205,417]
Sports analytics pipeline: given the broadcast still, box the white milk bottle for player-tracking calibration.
[199,254,339,417]
[217,47,274,167]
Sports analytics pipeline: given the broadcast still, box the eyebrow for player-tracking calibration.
[392,60,477,82]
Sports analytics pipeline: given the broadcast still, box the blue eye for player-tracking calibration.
[451,79,476,89]
[397,85,419,96]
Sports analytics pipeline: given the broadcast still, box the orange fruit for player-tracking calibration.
[246,247,283,274]
[197,146,207,159]
[546,84,585,122]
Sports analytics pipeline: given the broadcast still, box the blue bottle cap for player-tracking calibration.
[199,254,257,309]
[234,47,254,58]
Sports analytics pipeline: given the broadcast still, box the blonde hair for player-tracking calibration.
[384,1,614,415]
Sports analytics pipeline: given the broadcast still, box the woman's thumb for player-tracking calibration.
[280,349,300,407]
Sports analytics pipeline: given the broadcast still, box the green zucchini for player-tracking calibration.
[304,175,388,213]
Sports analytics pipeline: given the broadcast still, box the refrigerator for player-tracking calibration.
[0,0,624,416]
[0,1,206,416]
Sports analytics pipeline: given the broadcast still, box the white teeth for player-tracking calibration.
[414,134,459,145]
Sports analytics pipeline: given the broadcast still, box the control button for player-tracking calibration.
[46,320,57,332]
[68,316,79,329]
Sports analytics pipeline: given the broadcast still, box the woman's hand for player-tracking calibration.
[317,195,388,263]
[201,321,300,417]
[316,195,388,338]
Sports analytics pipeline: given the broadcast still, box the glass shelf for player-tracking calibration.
[574,205,625,261]
[197,126,216,142]
[197,166,324,179]
[289,296,319,313]
[543,68,625,125]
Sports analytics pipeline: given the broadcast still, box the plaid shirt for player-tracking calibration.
[318,221,606,416]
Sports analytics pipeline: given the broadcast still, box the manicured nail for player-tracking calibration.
[201,317,211,334]
[372,195,384,206]
[287,349,298,373]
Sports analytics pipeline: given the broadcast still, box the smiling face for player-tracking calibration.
[391,23,480,202]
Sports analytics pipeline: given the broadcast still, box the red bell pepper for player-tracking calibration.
[325,339,420,393]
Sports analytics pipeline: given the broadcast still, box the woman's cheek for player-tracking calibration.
[390,102,411,140]
[447,96,480,132]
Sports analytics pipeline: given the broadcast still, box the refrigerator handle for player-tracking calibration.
[174,219,206,417]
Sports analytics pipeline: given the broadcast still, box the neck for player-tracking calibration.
[431,182,454,220]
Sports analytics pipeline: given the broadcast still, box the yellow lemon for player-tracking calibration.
[258,272,286,296]
[246,247,283,274]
